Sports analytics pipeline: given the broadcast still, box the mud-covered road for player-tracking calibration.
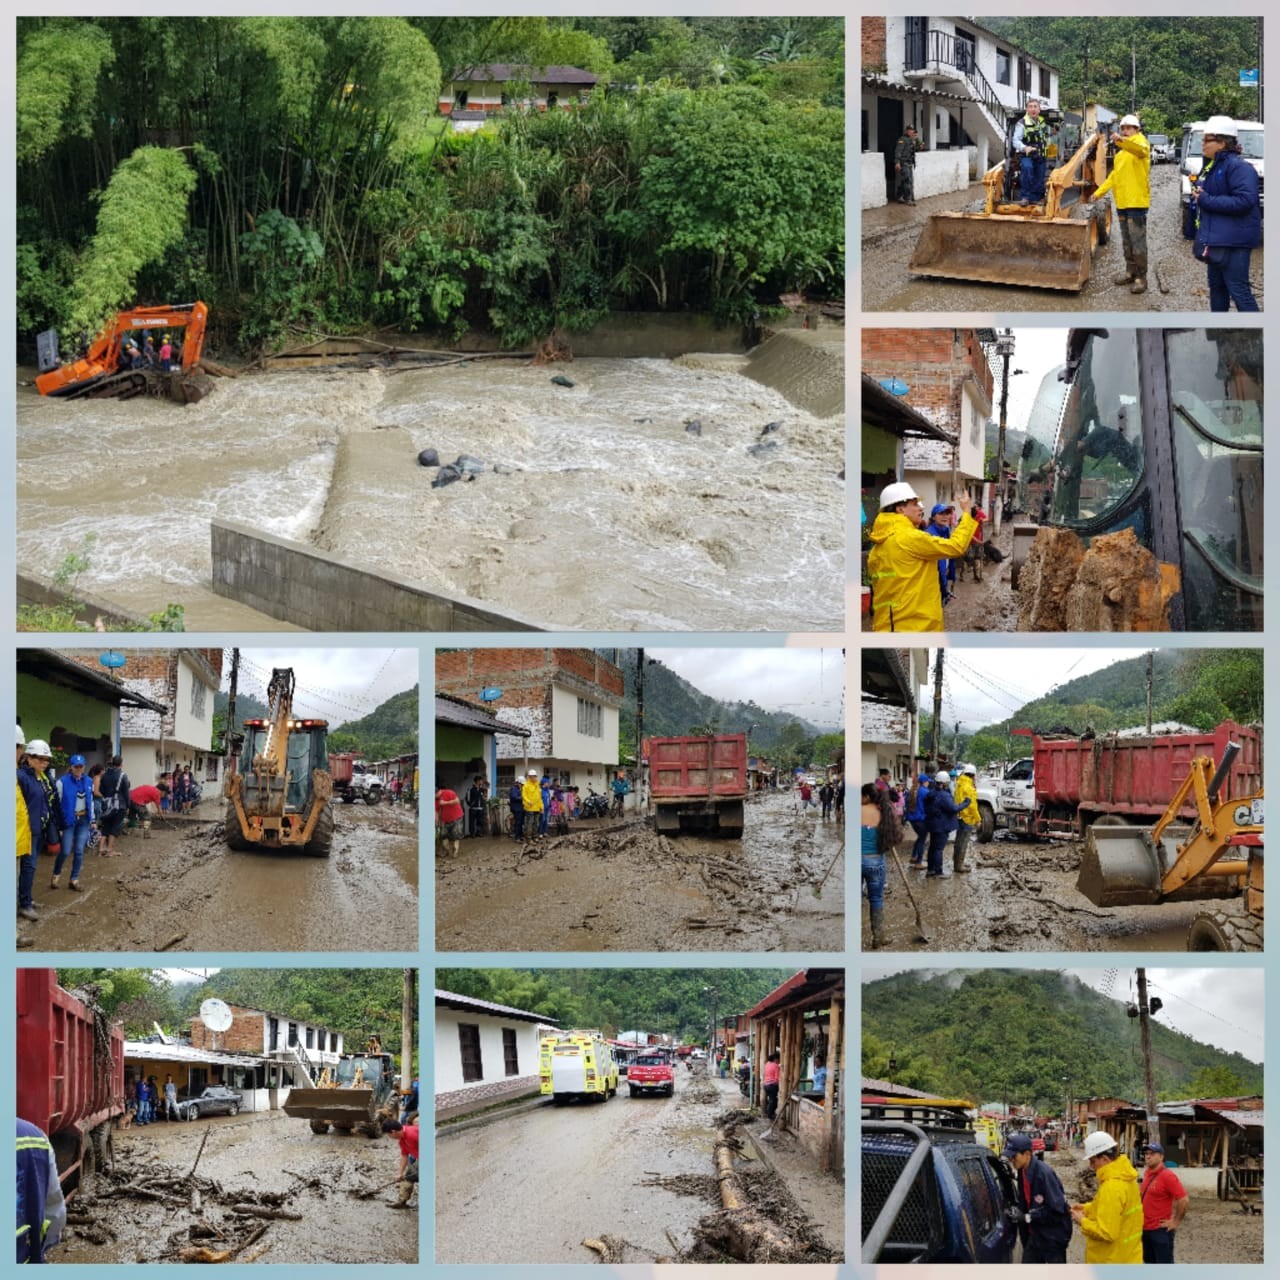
[1045,1150,1264,1265]
[23,799,417,953]
[862,163,1263,313]
[436,1070,841,1265]
[52,1109,417,1265]
[436,792,845,952]
[864,833,1244,952]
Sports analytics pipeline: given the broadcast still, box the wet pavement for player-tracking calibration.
[53,1108,417,1264]
[435,792,845,952]
[435,1068,842,1265]
[864,833,1235,952]
[21,799,418,953]
[862,164,1263,313]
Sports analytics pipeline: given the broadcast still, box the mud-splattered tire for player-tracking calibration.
[305,803,334,857]
[186,1105,200,1121]
[227,1104,238,1117]
[1187,909,1263,952]
[309,1119,330,1135]
[365,791,382,806]
[977,803,996,844]
[90,1122,114,1186]
[224,801,252,851]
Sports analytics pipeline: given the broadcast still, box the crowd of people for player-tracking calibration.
[860,763,981,949]
[118,331,183,371]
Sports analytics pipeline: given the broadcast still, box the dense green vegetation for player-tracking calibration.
[863,969,1262,1110]
[983,18,1261,135]
[56,968,414,1058]
[436,967,794,1041]
[18,17,843,354]
[608,649,843,772]
[925,648,1262,769]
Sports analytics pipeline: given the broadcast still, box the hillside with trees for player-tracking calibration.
[863,969,1262,1110]
[18,17,843,354]
[436,967,794,1041]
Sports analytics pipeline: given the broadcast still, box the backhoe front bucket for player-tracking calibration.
[1077,823,1241,907]
[281,1087,376,1126]
[909,213,1096,291]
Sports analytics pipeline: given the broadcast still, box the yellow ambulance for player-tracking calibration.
[539,1031,619,1103]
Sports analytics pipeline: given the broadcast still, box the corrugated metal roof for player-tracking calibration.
[451,64,599,85]
[124,1040,262,1067]
[435,694,531,737]
[746,968,844,1019]
[435,988,556,1024]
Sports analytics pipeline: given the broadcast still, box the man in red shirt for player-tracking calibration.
[129,782,169,822]
[1139,1141,1188,1263]
[384,1118,418,1207]
[435,784,465,857]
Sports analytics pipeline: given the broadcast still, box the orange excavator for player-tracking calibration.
[36,301,208,399]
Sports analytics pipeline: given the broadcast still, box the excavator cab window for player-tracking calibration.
[1166,329,1263,631]
[1049,330,1144,528]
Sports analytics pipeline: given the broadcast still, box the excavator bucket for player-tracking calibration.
[281,1087,375,1126]
[1077,822,1241,907]
[909,212,1098,291]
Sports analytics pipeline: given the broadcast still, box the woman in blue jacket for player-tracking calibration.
[1193,116,1261,312]
[923,770,969,878]
[51,754,97,891]
[905,775,930,867]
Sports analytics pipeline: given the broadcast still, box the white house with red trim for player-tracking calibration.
[440,64,599,131]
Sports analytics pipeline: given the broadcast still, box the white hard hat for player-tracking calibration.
[528,769,538,776]
[962,763,977,776]
[1084,1131,1118,1158]
[934,770,951,784]
[1204,115,1238,138]
[25,738,52,758]
[879,480,920,509]
[1119,114,1141,129]
[16,724,25,746]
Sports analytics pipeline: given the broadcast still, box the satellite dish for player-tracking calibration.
[199,998,233,1032]
[99,650,126,669]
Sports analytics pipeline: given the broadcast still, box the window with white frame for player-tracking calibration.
[577,698,603,738]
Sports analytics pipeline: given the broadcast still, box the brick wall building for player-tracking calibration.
[188,1002,344,1060]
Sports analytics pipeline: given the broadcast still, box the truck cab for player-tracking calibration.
[998,758,1036,820]
[1012,329,1262,630]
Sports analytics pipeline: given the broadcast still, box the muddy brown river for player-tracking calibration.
[436,792,845,952]
[21,799,418,953]
[17,333,843,631]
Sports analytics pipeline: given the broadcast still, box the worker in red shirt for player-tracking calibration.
[435,783,465,857]
[1139,1141,1188,1263]
[129,782,169,822]
[383,1118,418,1207]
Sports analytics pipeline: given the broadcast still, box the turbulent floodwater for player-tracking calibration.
[17,343,843,631]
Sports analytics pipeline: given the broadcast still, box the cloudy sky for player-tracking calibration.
[997,327,1070,429]
[648,647,844,730]
[912,647,1158,734]
[863,966,1263,1062]
[222,648,418,728]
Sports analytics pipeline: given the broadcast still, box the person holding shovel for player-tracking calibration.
[861,783,897,949]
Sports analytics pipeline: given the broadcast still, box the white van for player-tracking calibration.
[1180,119,1264,218]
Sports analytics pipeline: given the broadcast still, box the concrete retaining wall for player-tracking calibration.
[210,520,544,632]
[914,150,970,199]
[17,572,148,629]
[435,1076,540,1121]
[862,152,889,208]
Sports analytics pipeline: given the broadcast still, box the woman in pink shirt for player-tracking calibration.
[762,1051,781,1119]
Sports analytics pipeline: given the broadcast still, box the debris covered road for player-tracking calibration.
[24,799,418,953]
[436,792,844,951]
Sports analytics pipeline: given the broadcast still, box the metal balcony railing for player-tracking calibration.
[906,29,1022,131]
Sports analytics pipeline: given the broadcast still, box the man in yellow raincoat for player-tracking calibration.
[867,482,977,631]
[951,763,980,874]
[1091,113,1152,294]
[1071,1130,1143,1263]
[520,769,544,838]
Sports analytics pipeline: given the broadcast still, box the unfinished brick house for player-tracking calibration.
[435,648,623,796]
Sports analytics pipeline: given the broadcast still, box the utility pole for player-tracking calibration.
[929,650,945,769]
[1083,38,1091,128]
[1137,968,1162,1148]
[636,648,645,809]
[225,647,239,768]
[1130,35,1136,114]
[1146,652,1154,734]
[1258,16,1265,124]
[994,329,1015,529]
[401,967,415,1095]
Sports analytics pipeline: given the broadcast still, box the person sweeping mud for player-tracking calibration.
[867,483,977,631]
[861,783,897,948]
[1090,113,1151,294]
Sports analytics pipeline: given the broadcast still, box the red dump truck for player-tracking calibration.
[327,752,384,804]
[17,969,126,1195]
[647,732,748,837]
[1002,721,1262,838]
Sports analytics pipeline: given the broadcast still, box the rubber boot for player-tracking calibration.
[1130,260,1148,294]
[392,1179,415,1207]
[1113,270,1134,285]
[954,849,972,874]
[870,907,888,950]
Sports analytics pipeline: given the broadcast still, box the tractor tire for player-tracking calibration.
[1187,909,1263,953]
[310,1119,330,1135]
[224,801,252,851]
[977,802,996,844]
[304,802,334,858]
[333,1122,355,1133]
[365,790,382,806]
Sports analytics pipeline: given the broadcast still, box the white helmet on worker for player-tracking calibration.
[1119,113,1141,129]
[16,724,25,746]
[879,480,920,509]
[933,770,951,784]
[962,763,977,776]
[1204,115,1238,139]
[527,769,539,777]
[1083,1130,1118,1159]
[24,739,52,758]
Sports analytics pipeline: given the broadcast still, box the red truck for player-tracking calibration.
[627,1053,676,1098]
[647,732,748,837]
[327,752,384,804]
[17,969,126,1196]
[1001,721,1262,838]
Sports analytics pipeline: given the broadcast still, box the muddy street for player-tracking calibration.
[54,1109,417,1264]
[436,1069,841,1265]
[861,164,1263,313]
[23,799,418,953]
[17,333,843,631]
[436,792,845,952]
[864,834,1236,953]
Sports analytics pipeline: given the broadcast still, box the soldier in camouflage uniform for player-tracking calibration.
[894,126,920,205]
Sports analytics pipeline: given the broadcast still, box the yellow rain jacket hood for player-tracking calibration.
[1094,132,1151,210]
[867,510,977,632]
[952,774,980,827]
[1079,1153,1143,1263]
[521,777,544,813]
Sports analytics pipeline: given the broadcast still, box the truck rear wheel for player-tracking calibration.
[365,790,382,806]
[977,802,995,844]
[224,801,252,851]
[717,801,745,838]
[1187,909,1263,953]
[304,802,334,857]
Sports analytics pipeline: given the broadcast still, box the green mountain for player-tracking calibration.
[863,969,1262,1110]
[981,18,1261,134]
